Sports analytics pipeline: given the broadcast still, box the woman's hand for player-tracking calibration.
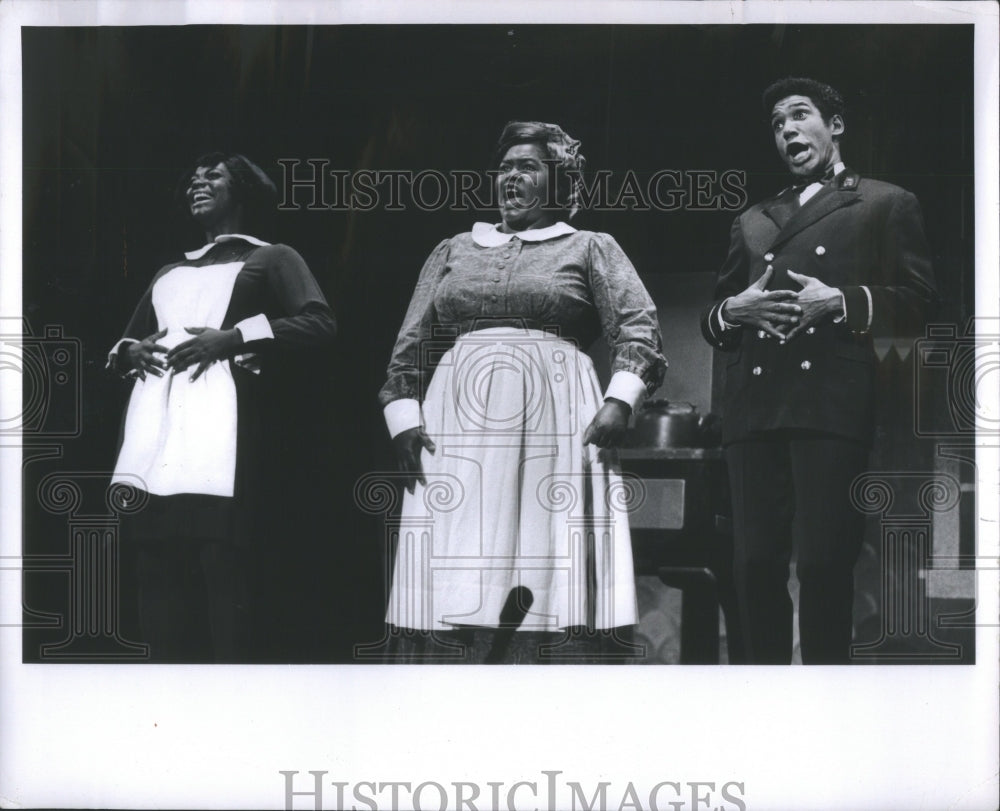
[392,426,436,494]
[583,398,631,449]
[125,328,168,381]
[166,327,242,381]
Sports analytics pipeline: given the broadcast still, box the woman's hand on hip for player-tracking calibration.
[393,426,436,494]
[583,398,631,449]
[126,328,168,381]
[166,327,242,381]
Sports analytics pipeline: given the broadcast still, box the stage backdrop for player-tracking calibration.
[20,24,973,662]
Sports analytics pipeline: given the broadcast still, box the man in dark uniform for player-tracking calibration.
[701,77,938,663]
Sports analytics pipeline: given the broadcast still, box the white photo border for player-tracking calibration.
[1,2,997,810]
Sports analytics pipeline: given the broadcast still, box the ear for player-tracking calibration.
[830,114,845,137]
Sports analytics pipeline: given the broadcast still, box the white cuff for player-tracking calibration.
[861,285,873,332]
[234,313,274,343]
[384,398,422,438]
[717,298,739,331]
[833,291,847,324]
[604,370,647,412]
[106,338,138,370]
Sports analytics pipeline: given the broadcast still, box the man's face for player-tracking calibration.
[770,94,844,178]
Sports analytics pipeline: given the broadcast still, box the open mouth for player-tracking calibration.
[191,191,212,203]
[502,184,532,207]
[786,142,811,163]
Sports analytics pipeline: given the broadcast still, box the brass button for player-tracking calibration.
[801,360,812,370]
[764,252,774,262]
[752,366,763,376]
[806,327,815,335]
[815,246,826,256]
[757,330,766,339]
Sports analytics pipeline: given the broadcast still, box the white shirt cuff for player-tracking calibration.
[833,291,847,324]
[234,313,274,343]
[106,338,138,371]
[384,398,422,438]
[604,370,647,412]
[717,298,739,331]
[861,285,873,331]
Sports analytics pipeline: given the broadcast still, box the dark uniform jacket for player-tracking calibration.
[700,169,937,445]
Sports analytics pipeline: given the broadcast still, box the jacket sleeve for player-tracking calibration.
[106,278,160,375]
[840,189,939,337]
[587,232,666,404]
[700,214,748,352]
[241,244,337,348]
[378,238,452,410]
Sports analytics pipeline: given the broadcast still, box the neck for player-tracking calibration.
[203,217,244,243]
[499,216,556,235]
[795,158,843,186]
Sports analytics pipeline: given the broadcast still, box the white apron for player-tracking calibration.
[386,327,638,632]
[111,262,244,497]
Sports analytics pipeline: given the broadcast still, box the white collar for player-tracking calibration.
[184,233,271,261]
[471,221,576,247]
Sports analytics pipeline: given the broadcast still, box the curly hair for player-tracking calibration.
[493,121,587,219]
[175,152,277,236]
[763,77,846,123]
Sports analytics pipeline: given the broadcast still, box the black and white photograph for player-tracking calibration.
[1,0,997,808]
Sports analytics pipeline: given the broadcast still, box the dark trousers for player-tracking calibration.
[133,537,252,663]
[725,432,869,664]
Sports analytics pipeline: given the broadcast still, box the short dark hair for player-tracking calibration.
[763,77,845,122]
[493,121,587,219]
[175,152,277,235]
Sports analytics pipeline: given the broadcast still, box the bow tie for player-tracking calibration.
[790,165,839,194]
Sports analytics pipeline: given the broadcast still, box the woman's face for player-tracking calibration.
[496,142,557,233]
[187,162,239,229]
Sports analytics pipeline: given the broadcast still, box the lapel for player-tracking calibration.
[762,169,862,249]
[760,186,800,231]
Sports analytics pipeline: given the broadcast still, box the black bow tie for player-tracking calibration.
[790,165,839,193]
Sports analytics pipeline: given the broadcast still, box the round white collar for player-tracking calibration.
[184,233,271,261]
[471,221,576,247]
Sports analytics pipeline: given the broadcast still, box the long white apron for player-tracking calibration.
[386,327,638,632]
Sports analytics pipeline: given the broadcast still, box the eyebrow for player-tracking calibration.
[774,102,812,115]
[771,103,813,124]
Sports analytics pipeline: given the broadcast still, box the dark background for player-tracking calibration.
[20,24,974,662]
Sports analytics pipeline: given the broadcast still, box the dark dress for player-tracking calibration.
[109,234,335,660]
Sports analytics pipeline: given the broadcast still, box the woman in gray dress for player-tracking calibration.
[379,122,665,663]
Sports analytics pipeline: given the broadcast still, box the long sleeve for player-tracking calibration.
[840,190,938,337]
[700,215,747,352]
[586,233,666,400]
[245,244,336,348]
[106,282,159,374]
[378,238,452,409]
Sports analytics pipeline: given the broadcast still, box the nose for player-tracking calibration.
[780,121,799,140]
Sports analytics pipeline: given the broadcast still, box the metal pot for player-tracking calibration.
[628,399,705,448]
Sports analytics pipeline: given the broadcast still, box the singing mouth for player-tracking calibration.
[786,142,810,160]
[191,191,212,204]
